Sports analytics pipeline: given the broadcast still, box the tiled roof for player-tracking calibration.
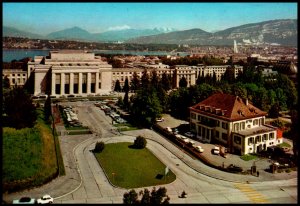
[190,93,267,121]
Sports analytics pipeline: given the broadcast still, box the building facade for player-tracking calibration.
[189,93,282,155]
[3,51,244,97]
[27,50,112,97]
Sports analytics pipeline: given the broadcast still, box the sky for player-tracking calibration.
[3,2,298,35]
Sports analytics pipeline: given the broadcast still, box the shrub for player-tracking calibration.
[94,141,105,153]
[133,136,147,149]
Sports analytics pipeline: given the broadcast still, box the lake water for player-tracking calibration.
[3,49,189,62]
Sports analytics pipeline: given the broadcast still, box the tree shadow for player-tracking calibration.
[155,174,164,179]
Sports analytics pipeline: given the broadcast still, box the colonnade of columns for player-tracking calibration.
[51,72,100,96]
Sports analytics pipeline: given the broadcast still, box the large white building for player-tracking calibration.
[27,50,112,97]
[189,93,282,155]
[3,51,244,97]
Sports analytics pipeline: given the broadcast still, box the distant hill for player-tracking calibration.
[126,19,297,46]
[3,19,297,46]
[46,26,93,41]
[91,28,177,42]
[3,26,44,39]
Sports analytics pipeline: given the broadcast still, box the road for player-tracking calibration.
[3,101,297,203]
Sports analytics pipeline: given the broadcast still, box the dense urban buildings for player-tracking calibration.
[189,93,282,155]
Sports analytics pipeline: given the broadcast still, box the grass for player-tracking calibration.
[2,108,64,192]
[114,123,139,131]
[94,142,176,189]
[240,154,258,161]
[277,142,292,148]
[66,125,89,130]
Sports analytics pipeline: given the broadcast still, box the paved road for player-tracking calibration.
[3,101,297,203]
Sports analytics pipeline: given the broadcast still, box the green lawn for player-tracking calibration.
[277,142,292,148]
[94,142,176,189]
[114,123,139,131]
[240,154,258,161]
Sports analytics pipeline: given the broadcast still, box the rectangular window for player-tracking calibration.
[248,137,254,145]
[191,113,196,119]
[269,132,274,140]
[262,134,268,141]
[215,131,219,139]
[255,135,261,144]
[222,122,228,129]
[198,115,201,121]
[222,133,227,140]
[241,122,245,130]
[234,135,241,144]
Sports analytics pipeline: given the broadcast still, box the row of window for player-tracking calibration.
[54,83,100,94]
[192,113,228,129]
[10,73,26,77]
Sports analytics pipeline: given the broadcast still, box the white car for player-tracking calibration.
[184,132,195,138]
[195,146,204,153]
[37,195,53,204]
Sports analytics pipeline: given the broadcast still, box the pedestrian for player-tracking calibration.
[257,171,259,177]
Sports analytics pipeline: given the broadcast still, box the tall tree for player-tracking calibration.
[114,80,121,92]
[123,77,130,93]
[123,189,139,204]
[44,95,52,123]
[161,72,171,91]
[179,77,188,88]
[3,86,37,129]
[141,69,150,89]
[150,70,160,90]
[130,72,140,92]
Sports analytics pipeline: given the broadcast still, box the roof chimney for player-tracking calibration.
[245,98,249,106]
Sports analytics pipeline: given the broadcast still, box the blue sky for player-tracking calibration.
[3,2,297,35]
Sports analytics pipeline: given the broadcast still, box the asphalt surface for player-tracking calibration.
[2,101,297,204]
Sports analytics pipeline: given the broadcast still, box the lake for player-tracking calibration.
[3,49,189,62]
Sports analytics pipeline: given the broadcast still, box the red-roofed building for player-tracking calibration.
[189,93,282,155]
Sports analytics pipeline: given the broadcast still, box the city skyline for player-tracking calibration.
[3,2,297,35]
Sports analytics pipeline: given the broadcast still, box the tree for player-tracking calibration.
[123,92,129,109]
[94,141,105,153]
[114,80,121,92]
[130,87,163,127]
[44,95,52,123]
[123,77,130,93]
[161,72,171,91]
[3,86,37,129]
[150,187,169,204]
[123,189,139,204]
[133,136,147,149]
[140,189,151,204]
[141,69,150,89]
[150,70,160,90]
[221,66,235,83]
[268,102,280,118]
[130,72,140,92]
[3,75,10,89]
[179,77,187,88]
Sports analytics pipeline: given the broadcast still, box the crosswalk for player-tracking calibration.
[234,183,269,203]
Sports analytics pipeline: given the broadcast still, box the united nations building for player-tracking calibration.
[27,50,112,97]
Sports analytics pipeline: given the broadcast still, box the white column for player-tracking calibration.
[87,72,91,94]
[70,73,74,94]
[78,73,82,95]
[51,73,56,95]
[95,72,100,94]
[60,73,65,95]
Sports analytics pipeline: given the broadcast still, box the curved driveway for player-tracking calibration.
[3,101,297,204]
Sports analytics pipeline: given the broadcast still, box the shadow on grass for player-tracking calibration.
[128,145,143,149]
[156,174,164,179]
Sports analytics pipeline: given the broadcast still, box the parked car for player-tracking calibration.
[172,128,179,134]
[195,146,204,153]
[165,127,172,133]
[13,197,36,204]
[212,146,220,155]
[184,131,195,138]
[156,117,164,122]
[36,195,53,204]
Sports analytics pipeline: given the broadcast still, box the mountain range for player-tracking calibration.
[126,19,297,46]
[3,19,297,46]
